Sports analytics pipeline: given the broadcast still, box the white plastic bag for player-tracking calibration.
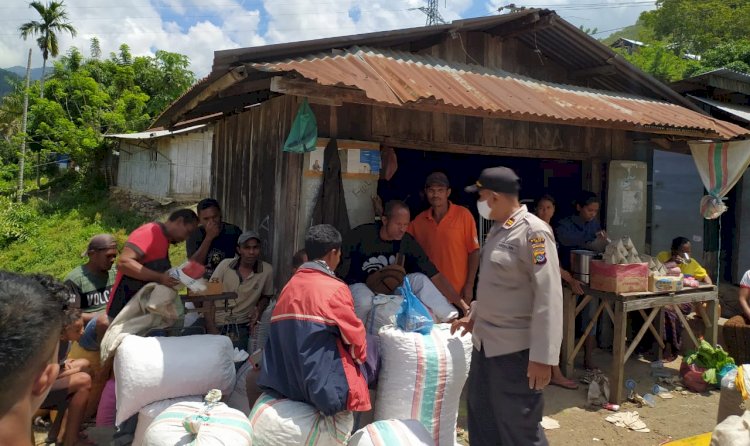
[113,335,236,425]
[348,419,434,446]
[143,400,252,446]
[406,273,459,322]
[374,324,472,446]
[249,393,353,446]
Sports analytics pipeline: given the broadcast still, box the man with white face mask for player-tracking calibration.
[452,166,563,446]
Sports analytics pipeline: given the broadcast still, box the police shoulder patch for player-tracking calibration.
[533,248,547,265]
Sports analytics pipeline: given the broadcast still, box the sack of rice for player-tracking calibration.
[248,392,352,446]
[113,335,236,425]
[132,396,203,446]
[374,324,472,446]
[348,419,433,446]
[143,394,251,446]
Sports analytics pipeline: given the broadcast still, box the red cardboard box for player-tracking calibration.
[590,260,649,293]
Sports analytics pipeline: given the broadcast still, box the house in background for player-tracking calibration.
[106,124,213,201]
[150,9,747,289]
[670,69,750,284]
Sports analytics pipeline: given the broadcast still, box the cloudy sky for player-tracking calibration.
[0,0,657,77]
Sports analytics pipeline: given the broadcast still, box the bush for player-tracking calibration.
[0,174,188,278]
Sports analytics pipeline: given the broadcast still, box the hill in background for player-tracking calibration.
[4,66,44,81]
[0,68,20,97]
[601,21,646,46]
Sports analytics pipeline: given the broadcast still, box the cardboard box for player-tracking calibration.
[648,274,684,293]
[188,281,223,296]
[590,260,648,293]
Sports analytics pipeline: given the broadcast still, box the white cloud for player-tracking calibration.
[0,0,655,78]
[0,0,264,76]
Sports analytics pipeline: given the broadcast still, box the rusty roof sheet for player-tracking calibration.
[252,46,748,139]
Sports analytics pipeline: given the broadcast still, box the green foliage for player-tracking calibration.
[616,42,700,83]
[684,340,735,385]
[0,174,187,278]
[641,0,750,55]
[689,40,750,76]
[0,43,194,169]
[19,1,77,61]
[601,21,647,46]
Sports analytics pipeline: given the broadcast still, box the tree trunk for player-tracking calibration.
[17,49,32,203]
[39,57,47,99]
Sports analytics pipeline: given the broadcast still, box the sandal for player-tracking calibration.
[551,378,579,390]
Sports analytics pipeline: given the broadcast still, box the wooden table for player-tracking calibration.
[183,292,237,335]
[560,285,719,404]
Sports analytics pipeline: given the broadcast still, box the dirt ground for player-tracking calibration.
[542,350,720,446]
[35,350,722,446]
[454,348,721,446]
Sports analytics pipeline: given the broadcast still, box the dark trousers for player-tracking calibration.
[467,348,548,446]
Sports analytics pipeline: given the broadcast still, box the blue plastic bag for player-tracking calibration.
[395,277,433,334]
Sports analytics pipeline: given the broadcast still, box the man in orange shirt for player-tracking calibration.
[408,172,480,304]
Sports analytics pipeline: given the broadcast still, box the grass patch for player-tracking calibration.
[0,173,187,279]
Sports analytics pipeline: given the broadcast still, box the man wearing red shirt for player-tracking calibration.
[106,209,198,318]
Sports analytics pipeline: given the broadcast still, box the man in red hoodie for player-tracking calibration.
[258,224,371,415]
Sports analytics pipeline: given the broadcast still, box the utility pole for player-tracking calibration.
[417,0,446,26]
[17,49,31,203]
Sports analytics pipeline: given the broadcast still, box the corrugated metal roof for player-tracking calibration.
[688,95,750,123]
[252,47,748,139]
[106,124,207,140]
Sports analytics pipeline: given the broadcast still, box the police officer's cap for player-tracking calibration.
[464,167,520,194]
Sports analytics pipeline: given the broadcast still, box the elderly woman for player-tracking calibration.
[535,194,582,389]
[656,237,712,361]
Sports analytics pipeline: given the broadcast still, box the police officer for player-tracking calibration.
[452,166,563,446]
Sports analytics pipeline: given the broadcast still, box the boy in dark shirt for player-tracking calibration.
[187,198,243,279]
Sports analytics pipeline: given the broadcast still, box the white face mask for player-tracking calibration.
[477,199,492,220]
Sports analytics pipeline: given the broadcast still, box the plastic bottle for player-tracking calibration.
[642,393,656,408]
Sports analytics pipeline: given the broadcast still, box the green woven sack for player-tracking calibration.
[283,98,317,153]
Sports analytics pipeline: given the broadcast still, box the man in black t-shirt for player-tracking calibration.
[187,199,243,279]
[338,200,468,319]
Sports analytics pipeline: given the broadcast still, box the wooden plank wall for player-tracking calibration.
[212,95,304,289]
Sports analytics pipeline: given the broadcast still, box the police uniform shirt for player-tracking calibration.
[472,205,563,365]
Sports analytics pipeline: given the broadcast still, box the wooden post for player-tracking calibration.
[611,300,627,404]
[561,289,576,376]
[706,298,720,347]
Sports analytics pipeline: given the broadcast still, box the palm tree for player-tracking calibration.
[19,1,76,98]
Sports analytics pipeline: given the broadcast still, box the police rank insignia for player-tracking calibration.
[530,237,546,265]
[502,217,515,229]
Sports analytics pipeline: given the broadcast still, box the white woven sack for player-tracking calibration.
[711,410,750,446]
[365,294,403,335]
[406,273,458,322]
[143,401,252,446]
[113,335,236,425]
[225,360,253,415]
[348,419,434,446]
[375,324,472,446]
[350,283,375,322]
[248,393,353,446]
[132,396,203,446]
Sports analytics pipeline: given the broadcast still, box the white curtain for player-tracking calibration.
[688,140,750,219]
